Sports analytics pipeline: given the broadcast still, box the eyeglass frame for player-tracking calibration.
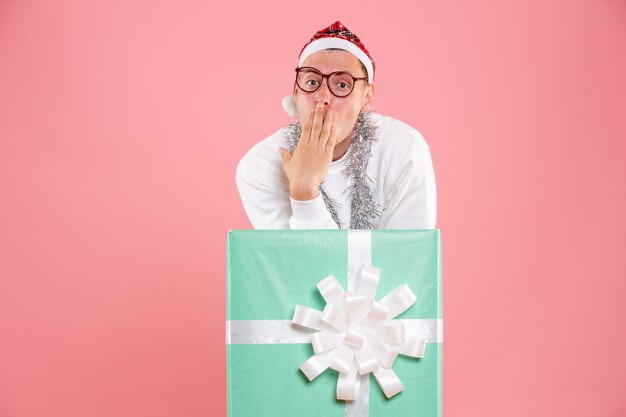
[293,67,369,98]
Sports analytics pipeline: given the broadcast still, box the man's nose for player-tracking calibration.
[315,77,332,105]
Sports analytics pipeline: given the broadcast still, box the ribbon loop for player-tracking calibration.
[373,368,404,399]
[363,301,390,323]
[369,338,399,368]
[355,341,379,375]
[320,303,348,332]
[389,337,426,358]
[380,284,417,319]
[292,305,331,331]
[330,345,354,374]
[311,330,343,353]
[300,350,335,381]
[337,365,360,401]
[355,265,380,298]
[344,327,366,349]
[317,275,345,307]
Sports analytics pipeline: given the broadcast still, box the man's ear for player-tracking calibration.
[360,83,375,112]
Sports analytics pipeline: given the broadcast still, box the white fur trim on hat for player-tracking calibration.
[298,38,374,83]
[281,95,298,117]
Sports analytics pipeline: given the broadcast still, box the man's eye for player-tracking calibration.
[306,80,318,86]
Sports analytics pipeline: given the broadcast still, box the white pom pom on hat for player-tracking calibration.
[281,95,298,117]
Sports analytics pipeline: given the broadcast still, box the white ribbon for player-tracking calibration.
[293,265,426,401]
[227,318,442,345]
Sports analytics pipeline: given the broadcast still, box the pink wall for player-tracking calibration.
[1,1,625,416]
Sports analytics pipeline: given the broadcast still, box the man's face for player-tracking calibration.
[294,49,374,148]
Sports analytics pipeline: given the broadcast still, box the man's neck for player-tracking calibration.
[332,136,351,161]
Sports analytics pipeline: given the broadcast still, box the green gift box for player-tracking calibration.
[227,230,442,417]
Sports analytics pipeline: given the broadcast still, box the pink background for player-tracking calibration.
[1,1,625,416]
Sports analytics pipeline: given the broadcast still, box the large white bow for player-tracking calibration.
[292,265,426,401]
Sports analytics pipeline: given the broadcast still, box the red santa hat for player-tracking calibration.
[282,21,375,117]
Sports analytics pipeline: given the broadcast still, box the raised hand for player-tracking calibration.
[279,102,336,200]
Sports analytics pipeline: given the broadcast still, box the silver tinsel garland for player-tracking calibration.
[284,112,381,229]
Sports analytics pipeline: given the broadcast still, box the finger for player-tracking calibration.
[300,108,315,145]
[319,110,333,148]
[278,147,291,165]
[325,125,337,155]
[309,102,325,146]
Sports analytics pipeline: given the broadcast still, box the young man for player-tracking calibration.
[236,21,437,229]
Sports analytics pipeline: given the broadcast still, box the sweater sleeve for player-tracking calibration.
[235,136,339,230]
[377,131,437,229]
[288,194,339,229]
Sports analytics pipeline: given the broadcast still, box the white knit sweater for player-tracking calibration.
[236,112,437,229]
